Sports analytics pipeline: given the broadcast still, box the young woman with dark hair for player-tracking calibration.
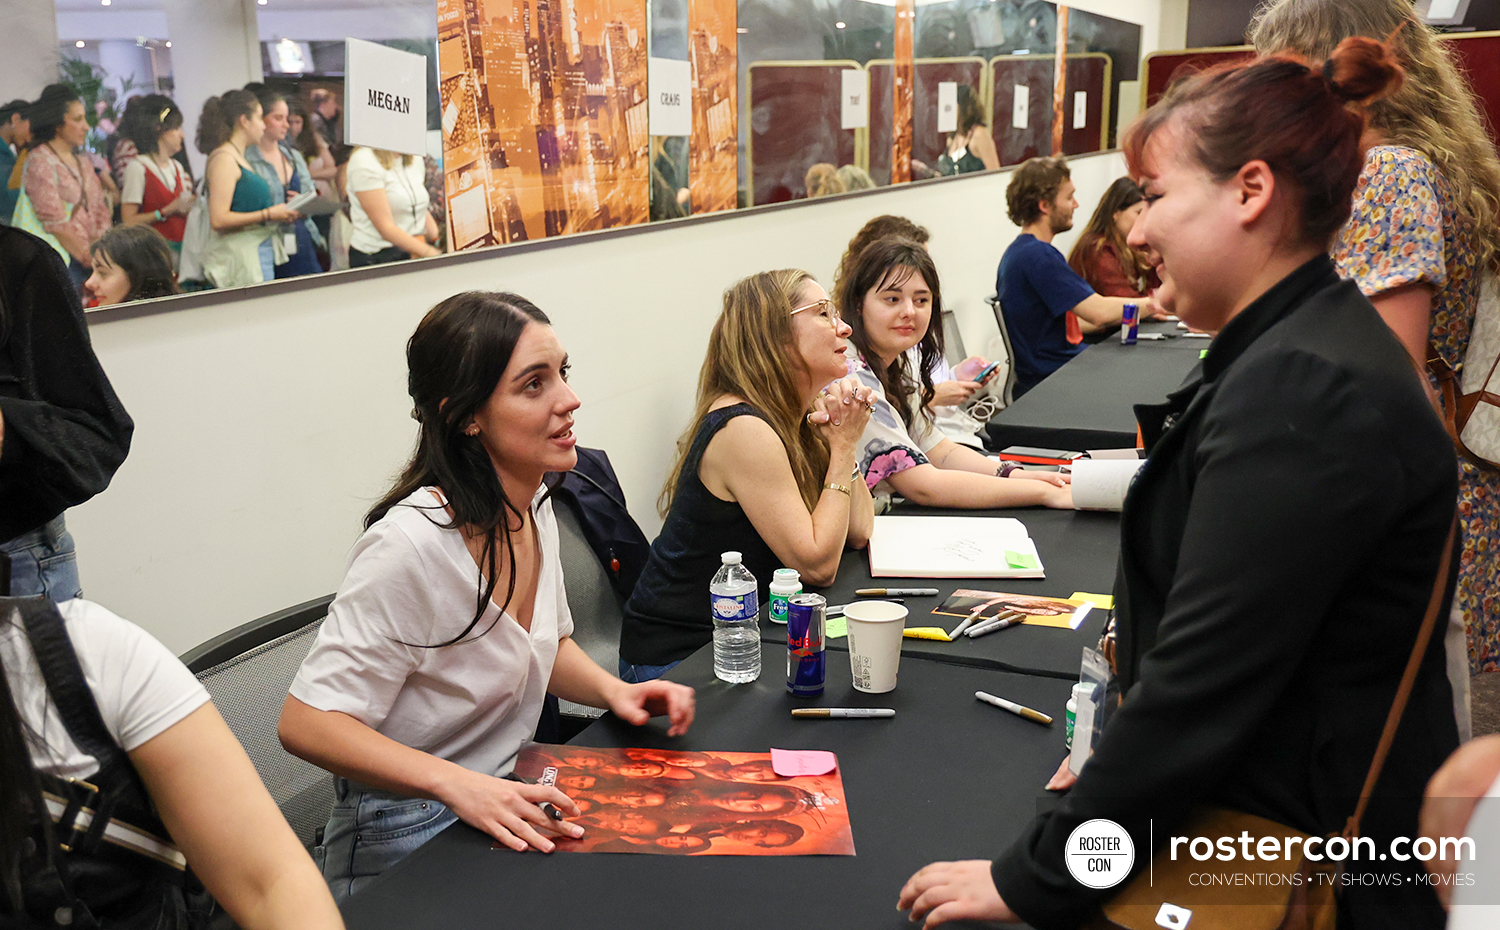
[243,86,323,279]
[901,38,1459,930]
[1066,176,1158,300]
[0,599,344,930]
[19,84,111,286]
[195,89,300,287]
[936,85,997,176]
[85,224,178,306]
[618,270,877,683]
[838,238,1071,508]
[278,292,695,900]
[118,94,194,249]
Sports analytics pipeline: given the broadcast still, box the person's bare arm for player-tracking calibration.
[969,127,1000,170]
[546,638,694,735]
[278,695,579,852]
[1370,283,1435,366]
[208,152,297,232]
[702,384,871,586]
[1071,294,1138,328]
[354,187,439,258]
[886,456,1072,509]
[130,704,344,930]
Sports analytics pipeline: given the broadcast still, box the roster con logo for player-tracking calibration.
[1168,832,1475,865]
[1066,819,1136,889]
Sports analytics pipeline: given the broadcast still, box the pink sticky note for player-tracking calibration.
[770,748,838,777]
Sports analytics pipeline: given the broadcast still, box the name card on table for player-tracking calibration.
[648,57,692,137]
[344,38,427,156]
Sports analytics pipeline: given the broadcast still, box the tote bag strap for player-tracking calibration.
[1343,514,1458,840]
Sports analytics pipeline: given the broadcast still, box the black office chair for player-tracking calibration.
[984,294,1020,406]
[181,595,336,850]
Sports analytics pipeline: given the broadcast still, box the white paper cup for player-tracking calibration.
[843,601,907,693]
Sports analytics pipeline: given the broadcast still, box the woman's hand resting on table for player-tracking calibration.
[898,860,1021,928]
[604,679,697,737]
[436,767,583,853]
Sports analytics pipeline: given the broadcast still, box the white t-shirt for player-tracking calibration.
[0,599,211,781]
[120,156,189,207]
[290,487,573,779]
[345,147,429,255]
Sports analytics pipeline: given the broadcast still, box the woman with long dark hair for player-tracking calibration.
[244,85,323,279]
[901,38,1458,930]
[838,238,1071,508]
[278,292,695,900]
[84,224,179,306]
[936,85,998,176]
[118,94,194,251]
[19,84,111,287]
[618,270,877,683]
[1066,176,1158,300]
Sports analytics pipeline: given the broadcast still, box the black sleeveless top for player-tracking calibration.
[619,404,780,666]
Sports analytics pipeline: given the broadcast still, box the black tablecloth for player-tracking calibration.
[773,506,1120,679]
[984,321,1205,451]
[342,641,1072,930]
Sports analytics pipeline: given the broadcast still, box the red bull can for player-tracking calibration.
[786,593,826,696]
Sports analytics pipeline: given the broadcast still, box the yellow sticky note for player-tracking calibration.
[1071,592,1114,610]
[903,627,952,642]
[825,615,848,639]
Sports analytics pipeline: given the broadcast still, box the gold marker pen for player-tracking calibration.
[974,690,1053,726]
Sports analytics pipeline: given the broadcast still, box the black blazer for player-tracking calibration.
[992,257,1459,929]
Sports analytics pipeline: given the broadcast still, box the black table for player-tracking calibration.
[984,320,1206,451]
[774,506,1120,679]
[342,641,1073,930]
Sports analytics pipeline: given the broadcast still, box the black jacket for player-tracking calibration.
[992,257,1459,929]
[0,227,133,543]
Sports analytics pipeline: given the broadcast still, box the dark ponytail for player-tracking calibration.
[1123,36,1405,247]
[368,292,551,648]
[195,89,258,154]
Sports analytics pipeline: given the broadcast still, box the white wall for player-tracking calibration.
[0,0,60,102]
[73,142,1126,654]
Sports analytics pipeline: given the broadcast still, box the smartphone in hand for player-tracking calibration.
[976,361,1003,386]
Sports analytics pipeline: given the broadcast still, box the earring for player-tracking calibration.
[465,424,480,437]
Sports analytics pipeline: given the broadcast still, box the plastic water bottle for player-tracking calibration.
[711,551,761,684]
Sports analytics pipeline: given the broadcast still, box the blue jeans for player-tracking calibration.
[618,658,681,683]
[257,237,275,281]
[319,778,458,904]
[2,516,81,600]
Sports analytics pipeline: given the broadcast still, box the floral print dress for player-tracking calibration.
[1334,145,1499,671]
[849,350,945,493]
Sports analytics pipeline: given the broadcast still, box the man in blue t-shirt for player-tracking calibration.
[996,157,1153,397]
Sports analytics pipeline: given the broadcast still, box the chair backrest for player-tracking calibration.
[940,308,966,366]
[553,504,622,719]
[985,294,1019,405]
[182,596,336,848]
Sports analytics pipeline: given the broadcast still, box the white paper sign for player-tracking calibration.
[841,69,868,130]
[1073,90,1088,129]
[1012,84,1029,130]
[648,57,691,137]
[936,81,958,133]
[344,38,426,156]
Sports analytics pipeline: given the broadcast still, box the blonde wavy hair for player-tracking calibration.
[659,270,830,516]
[1250,0,1500,272]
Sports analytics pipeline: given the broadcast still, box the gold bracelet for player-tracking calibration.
[824,482,851,496]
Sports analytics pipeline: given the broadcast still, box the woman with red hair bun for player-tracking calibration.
[900,37,1458,930]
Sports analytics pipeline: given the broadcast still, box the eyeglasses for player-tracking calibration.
[789,298,842,326]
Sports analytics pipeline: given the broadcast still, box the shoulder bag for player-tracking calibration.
[1089,517,1457,930]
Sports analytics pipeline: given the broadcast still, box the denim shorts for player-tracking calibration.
[319,777,458,903]
[2,515,81,600]
[618,658,681,683]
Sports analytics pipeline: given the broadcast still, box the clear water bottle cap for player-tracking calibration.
[720,551,742,564]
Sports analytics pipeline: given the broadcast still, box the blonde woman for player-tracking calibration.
[618,270,877,682]
[346,146,439,265]
[1252,0,1500,691]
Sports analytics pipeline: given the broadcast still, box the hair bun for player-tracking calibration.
[1321,35,1404,105]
